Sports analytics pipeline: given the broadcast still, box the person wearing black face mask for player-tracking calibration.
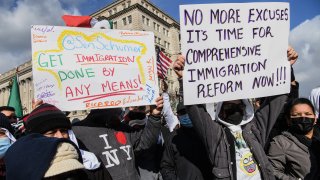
[72,96,164,180]
[218,101,247,125]
[268,98,320,179]
[123,106,148,129]
[173,46,299,180]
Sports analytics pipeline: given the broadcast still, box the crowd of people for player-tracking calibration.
[0,45,319,180]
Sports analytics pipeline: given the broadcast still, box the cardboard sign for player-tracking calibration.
[180,2,290,105]
[31,26,159,111]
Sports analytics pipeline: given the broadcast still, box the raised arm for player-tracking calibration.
[130,96,163,152]
[254,46,299,147]
[173,56,223,163]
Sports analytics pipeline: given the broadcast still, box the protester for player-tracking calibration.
[172,46,298,179]
[24,103,112,180]
[0,114,16,180]
[160,102,212,180]
[267,98,320,179]
[123,106,148,129]
[0,106,16,124]
[4,133,86,180]
[72,96,164,180]
[24,103,72,138]
[124,105,163,180]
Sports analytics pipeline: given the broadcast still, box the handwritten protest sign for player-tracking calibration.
[31,26,159,111]
[179,2,290,105]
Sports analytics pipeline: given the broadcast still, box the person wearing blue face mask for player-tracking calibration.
[0,113,16,179]
[160,102,212,180]
[177,103,193,128]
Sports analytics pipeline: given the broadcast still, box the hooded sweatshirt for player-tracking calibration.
[215,99,261,180]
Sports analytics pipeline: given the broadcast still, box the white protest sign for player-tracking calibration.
[31,26,159,111]
[179,2,290,105]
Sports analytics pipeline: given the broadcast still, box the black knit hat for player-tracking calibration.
[0,113,14,134]
[25,103,71,134]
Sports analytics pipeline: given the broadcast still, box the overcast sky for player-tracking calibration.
[0,0,319,97]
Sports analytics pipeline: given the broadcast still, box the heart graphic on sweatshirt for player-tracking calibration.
[115,131,127,145]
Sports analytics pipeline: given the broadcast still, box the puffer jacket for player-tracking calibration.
[268,131,320,180]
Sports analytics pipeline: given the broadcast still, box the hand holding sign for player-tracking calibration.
[150,96,164,116]
[287,46,298,65]
[173,55,185,79]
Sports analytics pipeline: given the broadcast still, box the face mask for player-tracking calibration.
[127,111,146,120]
[178,114,193,128]
[290,117,315,135]
[0,137,11,159]
[223,103,245,125]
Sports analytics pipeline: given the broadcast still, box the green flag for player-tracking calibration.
[109,20,113,29]
[7,75,23,118]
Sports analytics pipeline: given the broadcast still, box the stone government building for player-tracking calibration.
[0,0,181,119]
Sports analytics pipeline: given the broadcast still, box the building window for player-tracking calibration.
[127,1,131,7]
[113,21,117,29]
[122,18,127,26]
[157,24,160,32]
[141,1,144,6]
[113,8,117,13]
[165,41,170,49]
[108,10,112,16]
[122,3,126,10]
[128,15,132,24]
[154,36,157,43]
[153,22,156,29]
[158,37,161,45]
[147,18,150,26]
[142,15,145,24]
[145,4,149,9]
[163,28,169,36]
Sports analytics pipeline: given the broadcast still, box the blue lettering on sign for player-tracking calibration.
[32,26,54,34]
[37,90,55,99]
[145,84,155,103]
[62,35,142,53]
